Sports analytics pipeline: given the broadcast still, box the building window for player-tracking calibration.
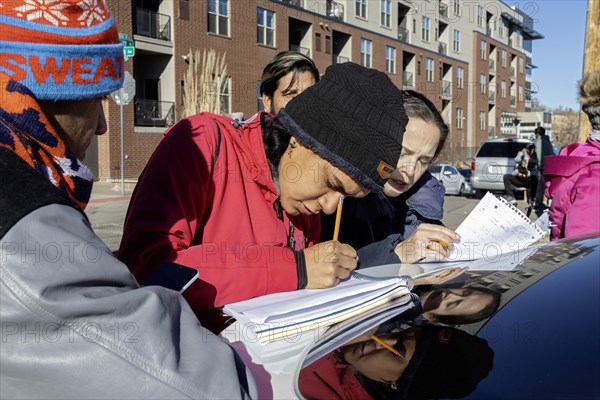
[501,49,507,67]
[315,33,321,52]
[257,8,275,46]
[325,35,331,54]
[480,40,487,60]
[360,38,372,68]
[480,111,486,130]
[501,80,506,97]
[453,29,460,52]
[385,46,396,74]
[381,0,391,28]
[355,0,367,19]
[457,67,464,88]
[426,58,434,82]
[456,107,463,129]
[212,74,230,114]
[499,19,505,37]
[422,16,430,42]
[480,73,486,93]
[453,0,461,16]
[477,5,483,27]
[412,18,416,33]
[208,0,228,36]
[519,85,524,101]
[519,57,524,73]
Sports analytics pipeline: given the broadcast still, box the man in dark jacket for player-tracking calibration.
[534,126,555,210]
[0,1,255,398]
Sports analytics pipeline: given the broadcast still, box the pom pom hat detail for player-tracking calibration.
[0,0,124,101]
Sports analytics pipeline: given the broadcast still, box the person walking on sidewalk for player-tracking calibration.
[0,1,255,398]
[502,144,538,205]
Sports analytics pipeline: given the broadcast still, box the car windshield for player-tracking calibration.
[428,165,442,173]
[476,142,528,158]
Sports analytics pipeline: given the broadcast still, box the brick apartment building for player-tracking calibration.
[92,0,542,181]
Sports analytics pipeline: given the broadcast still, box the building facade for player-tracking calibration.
[94,0,543,181]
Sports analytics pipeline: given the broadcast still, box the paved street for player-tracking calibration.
[86,182,540,252]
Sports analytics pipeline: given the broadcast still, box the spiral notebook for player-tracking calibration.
[223,273,413,344]
[444,192,546,261]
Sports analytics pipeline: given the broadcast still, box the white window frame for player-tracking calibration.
[502,49,507,67]
[501,80,506,97]
[519,57,524,73]
[477,5,483,27]
[453,0,461,16]
[208,0,228,36]
[385,46,396,74]
[519,85,524,101]
[360,38,372,68]
[457,67,464,88]
[257,8,275,47]
[453,29,460,52]
[380,0,391,28]
[480,40,487,60]
[355,0,367,19]
[422,16,430,42]
[456,107,463,129]
[480,73,486,93]
[426,58,434,82]
[480,111,486,130]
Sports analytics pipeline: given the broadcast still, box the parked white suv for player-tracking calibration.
[471,138,532,198]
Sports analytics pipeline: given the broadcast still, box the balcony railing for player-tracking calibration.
[403,71,414,90]
[334,54,349,64]
[135,8,171,41]
[442,80,452,99]
[488,90,496,103]
[289,44,310,57]
[489,59,495,73]
[326,1,344,20]
[439,42,447,55]
[398,27,409,42]
[135,99,175,127]
[439,3,448,19]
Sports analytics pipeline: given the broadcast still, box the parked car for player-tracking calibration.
[471,138,532,198]
[458,168,475,197]
[428,164,467,196]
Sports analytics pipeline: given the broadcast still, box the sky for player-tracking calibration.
[519,0,588,110]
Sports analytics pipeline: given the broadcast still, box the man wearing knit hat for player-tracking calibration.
[0,1,256,398]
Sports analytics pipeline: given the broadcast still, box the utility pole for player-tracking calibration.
[579,0,600,142]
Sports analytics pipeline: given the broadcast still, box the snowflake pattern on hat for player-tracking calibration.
[11,0,109,27]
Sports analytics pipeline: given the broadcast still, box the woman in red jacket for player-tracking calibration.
[119,62,458,312]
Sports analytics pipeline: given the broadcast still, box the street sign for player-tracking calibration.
[110,71,135,106]
[118,33,135,60]
[123,46,135,60]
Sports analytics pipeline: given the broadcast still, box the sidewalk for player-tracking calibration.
[89,180,135,203]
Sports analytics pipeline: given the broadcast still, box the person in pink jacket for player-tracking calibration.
[119,62,459,313]
[544,71,600,240]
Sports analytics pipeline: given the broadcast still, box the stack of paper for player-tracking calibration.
[224,273,413,344]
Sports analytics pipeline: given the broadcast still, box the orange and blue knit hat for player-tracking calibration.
[0,0,124,101]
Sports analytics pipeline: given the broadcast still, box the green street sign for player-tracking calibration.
[123,46,135,60]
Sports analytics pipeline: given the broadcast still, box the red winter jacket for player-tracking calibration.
[119,112,320,310]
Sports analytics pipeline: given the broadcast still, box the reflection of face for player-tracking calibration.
[263,70,316,115]
[39,98,108,160]
[384,118,440,197]
[342,329,417,385]
[421,288,494,321]
[278,141,370,216]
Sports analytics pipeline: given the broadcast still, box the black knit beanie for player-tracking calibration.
[277,62,408,194]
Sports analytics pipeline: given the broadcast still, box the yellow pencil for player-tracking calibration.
[371,335,403,358]
[332,195,344,241]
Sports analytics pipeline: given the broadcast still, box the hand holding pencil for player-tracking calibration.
[303,195,358,289]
